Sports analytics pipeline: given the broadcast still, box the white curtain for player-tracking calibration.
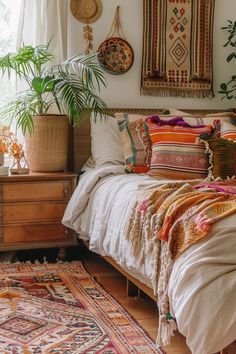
[17,0,69,65]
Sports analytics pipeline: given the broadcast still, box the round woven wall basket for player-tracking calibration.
[25,114,69,172]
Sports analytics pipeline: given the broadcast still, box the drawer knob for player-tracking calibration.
[63,189,68,195]
[64,229,69,235]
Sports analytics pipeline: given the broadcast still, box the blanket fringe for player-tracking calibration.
[157,314,177,346]
[127,180,236,348]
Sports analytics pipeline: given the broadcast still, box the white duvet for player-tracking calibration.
[63,166,236,354]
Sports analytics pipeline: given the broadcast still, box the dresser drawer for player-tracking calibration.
[1,223,74,243]
[0,181,71,202]
[0,203,66,223]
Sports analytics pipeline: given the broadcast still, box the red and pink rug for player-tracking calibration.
[0,261,165,353]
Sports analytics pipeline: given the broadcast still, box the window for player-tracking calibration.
[0,0,21,108]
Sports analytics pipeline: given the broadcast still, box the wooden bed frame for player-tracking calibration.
[72,108,235,353]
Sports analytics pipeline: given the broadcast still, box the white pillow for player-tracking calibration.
[91,114,125,166]
[166,109,236,125]
[165,108,192,116]
[204,111,236,125]
[165,108,205,125]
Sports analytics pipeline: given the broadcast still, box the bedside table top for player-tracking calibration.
[0,171,78,182]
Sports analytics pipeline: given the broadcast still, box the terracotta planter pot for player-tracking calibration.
[25,114,69,172]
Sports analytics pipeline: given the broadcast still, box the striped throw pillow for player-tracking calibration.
[146,116,213,180]
[118,113,152,173]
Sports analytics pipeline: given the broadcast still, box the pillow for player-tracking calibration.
[146,116,213,180]
[165,108,192,116]
[81,155,96,172]
[165,109,205,125]
[91,114,125,166]
[117,113,151,173]
[166,109,236,127]
[200,137,236,179]
[115,112,192,173]
[220,119,236,140]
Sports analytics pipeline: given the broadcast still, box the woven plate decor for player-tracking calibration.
[98,37,134,75]
[98,6,134,75]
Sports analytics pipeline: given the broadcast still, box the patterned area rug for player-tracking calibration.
[0,261,165,353]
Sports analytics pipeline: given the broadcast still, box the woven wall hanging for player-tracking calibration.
[98,6,134,75]
[70,0,103,54]
[141,0,215,98]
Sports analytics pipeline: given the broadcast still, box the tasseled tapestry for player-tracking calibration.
[141,0,215,98]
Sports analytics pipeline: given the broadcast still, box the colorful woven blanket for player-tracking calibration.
[194,179,236,195]
[126,180,236,346]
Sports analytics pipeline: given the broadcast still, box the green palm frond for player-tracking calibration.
[0,44,55,81]
[0,42,107,134]
[60,77,105,123]
[55,53,107,91]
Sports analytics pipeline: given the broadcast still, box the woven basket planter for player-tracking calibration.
[0,152,4,166]
[25,114,69,172]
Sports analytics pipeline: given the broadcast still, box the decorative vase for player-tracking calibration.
[25,114,69,172]
[0,151,4,166]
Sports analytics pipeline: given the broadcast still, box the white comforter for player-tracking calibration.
[63,166,236,354]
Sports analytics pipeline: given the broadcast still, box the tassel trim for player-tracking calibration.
[157,313,177,346]
[140,87,215,99]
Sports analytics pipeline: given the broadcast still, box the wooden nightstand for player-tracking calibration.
[0,172,78,252]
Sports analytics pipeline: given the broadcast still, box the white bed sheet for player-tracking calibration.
[63,166,236,354]
[63,165,159,286]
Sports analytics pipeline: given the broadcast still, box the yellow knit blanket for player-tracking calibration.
[126,181,236,346]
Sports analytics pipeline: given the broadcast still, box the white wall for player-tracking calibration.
[68,0,236,110]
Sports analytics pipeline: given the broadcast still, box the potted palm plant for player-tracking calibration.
[0,43,106,172]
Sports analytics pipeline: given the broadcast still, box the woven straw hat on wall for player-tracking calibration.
[70,0,103,24]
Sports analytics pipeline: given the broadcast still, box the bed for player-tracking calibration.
[63,108,236,354]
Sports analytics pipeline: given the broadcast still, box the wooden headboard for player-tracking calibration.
[72,107,233,173]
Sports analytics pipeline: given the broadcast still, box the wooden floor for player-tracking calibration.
[81,249,191,354]
[17,245,191,354]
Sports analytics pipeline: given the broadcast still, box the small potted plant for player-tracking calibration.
[219,20,236,100]
[0,43,107,172]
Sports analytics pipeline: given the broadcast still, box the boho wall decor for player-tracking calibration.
[141,0,215,98]
[98,6,134,75]
[70,0,103,54]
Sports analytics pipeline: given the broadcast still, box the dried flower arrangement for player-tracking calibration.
[0,126,29,174]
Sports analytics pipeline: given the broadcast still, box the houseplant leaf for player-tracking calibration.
[0,44,107,134]
[32,76,55,93]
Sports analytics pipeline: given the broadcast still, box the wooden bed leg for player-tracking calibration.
[57,247,67,261]
[127,279,141,298]
[219,340,236,354]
